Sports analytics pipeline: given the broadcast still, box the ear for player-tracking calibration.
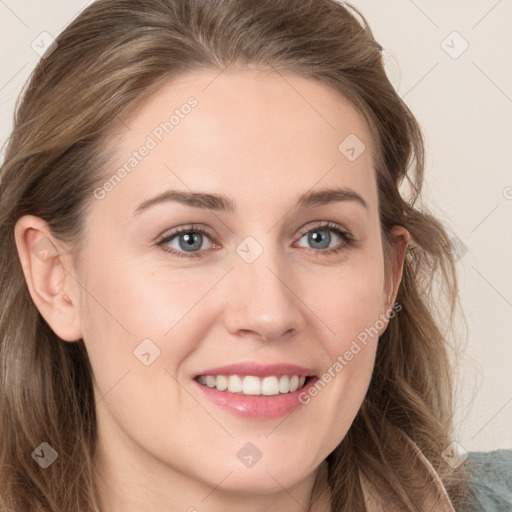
[382,225,410,312]
[14,215,82,342]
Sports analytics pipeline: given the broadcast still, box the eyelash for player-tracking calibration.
[155,221,354,259]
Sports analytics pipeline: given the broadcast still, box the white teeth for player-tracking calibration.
[242,376,261,395]
[228,375,243,393]
[279,375,290,393]
[261,376,280,396]
[216,375,228,391]
[197,374,309,395]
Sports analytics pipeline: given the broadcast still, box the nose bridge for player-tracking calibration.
[223,237,306,341]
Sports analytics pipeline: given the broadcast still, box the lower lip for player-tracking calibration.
[193,378,317,419]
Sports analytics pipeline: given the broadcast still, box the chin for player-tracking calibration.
[203,451,319,496]
[219,466,313,495]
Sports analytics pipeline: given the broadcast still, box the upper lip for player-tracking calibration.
[193,362,317,379]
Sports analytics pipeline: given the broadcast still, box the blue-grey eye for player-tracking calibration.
[298,228,342,250]
[162,229,213,253]
[173,232,206,252]
[308,230,331,249]
[179,232,203,251]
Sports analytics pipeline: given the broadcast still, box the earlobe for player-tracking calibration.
[14,215,83,342]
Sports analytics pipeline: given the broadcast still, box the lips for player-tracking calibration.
[192,362,318,419]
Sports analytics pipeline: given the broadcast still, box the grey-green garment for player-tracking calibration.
[463,449,512,511]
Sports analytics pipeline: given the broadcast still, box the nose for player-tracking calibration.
[222,248,307,342]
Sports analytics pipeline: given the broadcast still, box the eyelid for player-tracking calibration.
[155,223,212,244]
[296,220,353,240]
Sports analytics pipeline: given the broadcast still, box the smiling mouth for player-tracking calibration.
[195,374,310,396]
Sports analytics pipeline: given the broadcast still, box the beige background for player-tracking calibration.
[1,1,511,452]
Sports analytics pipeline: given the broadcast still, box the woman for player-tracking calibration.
[0,1,510,511]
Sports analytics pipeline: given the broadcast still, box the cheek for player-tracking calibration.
[298,250,386,423]
[79,249,208,340]
[306,251,386,357]
[77,251,225,396]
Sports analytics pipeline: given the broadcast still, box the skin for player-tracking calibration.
[15,67,409,512]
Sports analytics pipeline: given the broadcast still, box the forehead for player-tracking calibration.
[96,67,377,217]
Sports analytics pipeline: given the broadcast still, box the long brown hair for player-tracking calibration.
[0,0,470,510]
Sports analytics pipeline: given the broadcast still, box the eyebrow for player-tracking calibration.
[133,186,368,216]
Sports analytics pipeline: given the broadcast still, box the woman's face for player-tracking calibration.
[20,68,407,507]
